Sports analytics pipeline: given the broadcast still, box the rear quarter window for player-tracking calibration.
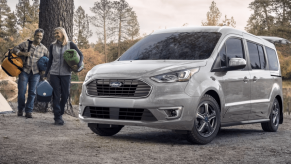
[265,47,279,71]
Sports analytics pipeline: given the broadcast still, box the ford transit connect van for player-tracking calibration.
[79,26,284,144]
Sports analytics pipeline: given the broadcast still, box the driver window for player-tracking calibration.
[225,38,245,61]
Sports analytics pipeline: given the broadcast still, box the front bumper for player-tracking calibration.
[78,77,200,130]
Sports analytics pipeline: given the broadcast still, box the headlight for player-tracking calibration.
[84,71,93,82]
[150,68,199,83]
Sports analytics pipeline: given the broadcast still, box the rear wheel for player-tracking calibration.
[186,94,220,145]
[88,123,124,136]
[261,98,280,132]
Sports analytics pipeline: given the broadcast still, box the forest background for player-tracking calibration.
[0,0,290,80]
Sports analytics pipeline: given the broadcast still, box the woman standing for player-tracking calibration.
[44,27,83,125]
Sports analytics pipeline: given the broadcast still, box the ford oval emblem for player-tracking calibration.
[109,81,123,87]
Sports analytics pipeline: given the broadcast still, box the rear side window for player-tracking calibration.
[266,47,279,71]
[247,42,261,69]
[258,45,266,69]
[247,41,266,69]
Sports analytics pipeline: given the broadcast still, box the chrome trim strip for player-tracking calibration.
[225,99,269,107]
[241,119,269,124]
[221,119,270,127]
[85,78,153,99]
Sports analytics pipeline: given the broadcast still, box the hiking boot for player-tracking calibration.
[25,113,32,118]
[17,110,23,116]
[54,118,64,125]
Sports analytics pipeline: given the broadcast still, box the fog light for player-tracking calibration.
[159,107,183,120]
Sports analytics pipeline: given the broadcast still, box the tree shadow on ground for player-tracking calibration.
[100,127,265,145]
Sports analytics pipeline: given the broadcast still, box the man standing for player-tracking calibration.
[13,29,49,118]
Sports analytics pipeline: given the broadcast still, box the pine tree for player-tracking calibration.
[0,0,11,37]
[74,6,92,49]
[272,0,291,39]
[31,0,39,24]
[220,15,236,28]
[245,0,272,35]
[201,1,221,26]
[126,11,140,41]
[90,0,115,63]
[245,0,291,39]
[5,12,18,37]
[16,0,34,28]
[113,0,133,57]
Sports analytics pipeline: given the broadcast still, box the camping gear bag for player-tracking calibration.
[37,56,49,72]
[1,50,24,77]
[1,40,32,77]
[63,49,84,72]
[36,80,53,102]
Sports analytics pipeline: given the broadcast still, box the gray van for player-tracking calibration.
[79,26,285,144]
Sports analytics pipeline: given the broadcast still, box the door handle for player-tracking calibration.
[243,76,249,82]
[253,76,257,82]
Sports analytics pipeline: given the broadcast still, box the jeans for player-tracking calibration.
[18,71,40,113]
[50,75,71,120]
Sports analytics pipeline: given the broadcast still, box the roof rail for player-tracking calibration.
[258,36,291,44]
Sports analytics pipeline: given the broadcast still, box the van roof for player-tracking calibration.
[151,26,242,35]
[151,26,276,49]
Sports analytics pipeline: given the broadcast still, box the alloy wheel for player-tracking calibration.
[195,103,217,137]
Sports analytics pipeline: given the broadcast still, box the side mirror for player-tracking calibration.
[229,58,246,70]
[211,57,247,72]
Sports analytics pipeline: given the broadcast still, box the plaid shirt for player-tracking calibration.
[12,40,49,74]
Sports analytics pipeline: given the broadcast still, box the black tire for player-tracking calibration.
[88,123,124,136]
[261,98,280,132]
[186,94,221,145]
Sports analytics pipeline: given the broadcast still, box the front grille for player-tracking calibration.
[119,108,144,120]
[89,107,110,119]
[83,107,157,121]
[86,79,151,98]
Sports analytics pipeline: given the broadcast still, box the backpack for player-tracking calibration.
[1,40,32,77]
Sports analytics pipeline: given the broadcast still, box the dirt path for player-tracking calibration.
[1,108,291,164]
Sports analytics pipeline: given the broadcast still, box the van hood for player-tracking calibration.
[89,60,207,78]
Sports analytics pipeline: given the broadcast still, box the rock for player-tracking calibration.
[0,90,18,102]
[0,65,16,81]
[0,80,18,91]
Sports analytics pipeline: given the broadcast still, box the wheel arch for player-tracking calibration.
[205,90,221,112]
[275,95,283,124]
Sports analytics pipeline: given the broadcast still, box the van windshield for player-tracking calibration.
[119,32,222,60]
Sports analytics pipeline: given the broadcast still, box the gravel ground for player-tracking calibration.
[1,105,291,164]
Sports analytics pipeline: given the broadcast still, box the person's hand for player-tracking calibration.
[43,77,47,81]
[71,65,78,70]
[19,52,31,57]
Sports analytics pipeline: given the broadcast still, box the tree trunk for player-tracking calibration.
[104,17,107,63]
[39,0,74,48]
[262,4,270,31]
[118,16,121,57]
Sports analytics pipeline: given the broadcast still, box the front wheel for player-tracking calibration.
[88,123,124,136]
[186,94,221,145]
[261,98,280,132]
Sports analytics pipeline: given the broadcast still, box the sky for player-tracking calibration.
[8,0,254,43]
